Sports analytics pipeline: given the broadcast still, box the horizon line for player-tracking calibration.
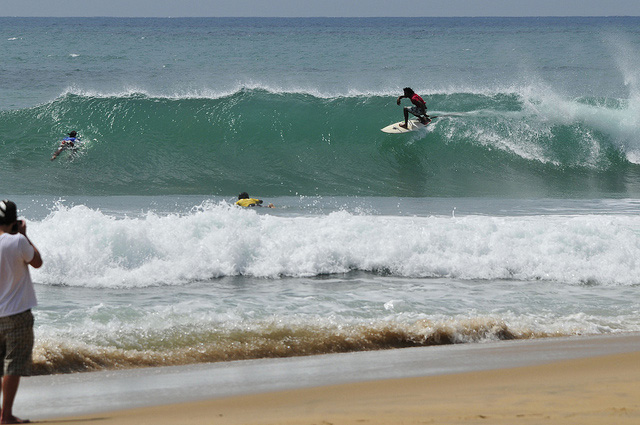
[1,15,639,19]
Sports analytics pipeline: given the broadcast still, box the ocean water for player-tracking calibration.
[2,17,640,375]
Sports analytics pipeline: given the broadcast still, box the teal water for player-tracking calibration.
[3,17,640,197]
[2,17,640,375]
[3,90,640,197]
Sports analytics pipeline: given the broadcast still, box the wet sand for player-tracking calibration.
[26,333,640,424]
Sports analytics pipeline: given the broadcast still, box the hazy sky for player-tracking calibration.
[2,0,640,17]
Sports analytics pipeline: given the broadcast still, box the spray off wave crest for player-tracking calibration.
[57,83,403,101]
[2,85,640,197]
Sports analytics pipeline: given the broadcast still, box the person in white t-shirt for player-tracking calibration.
[0,200,42,425]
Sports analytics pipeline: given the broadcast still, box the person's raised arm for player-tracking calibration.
[18,221,42,269]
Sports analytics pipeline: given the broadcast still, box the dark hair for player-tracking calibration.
[403,87,415,97]
[0,200,17,225]
[238,192,249,199]
[68,131,77,137]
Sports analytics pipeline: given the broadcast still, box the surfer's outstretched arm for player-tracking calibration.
[51,141,69,161]
[51,147,63,160]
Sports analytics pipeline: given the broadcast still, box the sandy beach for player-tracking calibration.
[46,352,640,425]
[23,333,640,425]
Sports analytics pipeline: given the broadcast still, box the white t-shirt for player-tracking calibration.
[0,233,38,317]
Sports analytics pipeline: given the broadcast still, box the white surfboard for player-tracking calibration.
[381,119,429,134]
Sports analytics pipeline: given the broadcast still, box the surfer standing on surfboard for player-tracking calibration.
[396,87,430,128]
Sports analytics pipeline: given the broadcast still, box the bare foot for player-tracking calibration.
[398,123,408,129]
[1,415,30,424]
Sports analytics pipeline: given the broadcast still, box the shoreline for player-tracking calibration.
[48,351,640,425]
[19,332,640,423]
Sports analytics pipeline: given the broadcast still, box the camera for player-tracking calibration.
[10,220,23,235]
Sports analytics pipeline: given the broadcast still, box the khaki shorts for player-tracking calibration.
[0,310,34,376]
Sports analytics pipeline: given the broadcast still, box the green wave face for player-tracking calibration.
[2,89,640,197]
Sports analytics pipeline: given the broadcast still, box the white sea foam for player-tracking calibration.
[30,202,640,288]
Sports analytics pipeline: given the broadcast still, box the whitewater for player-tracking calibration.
[1,17,640,375]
